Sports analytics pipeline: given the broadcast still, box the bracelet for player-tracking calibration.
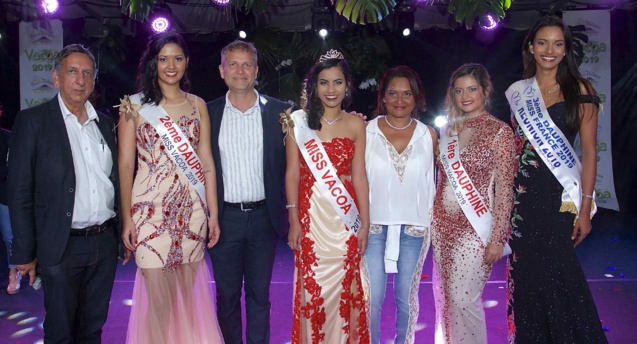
[583,193,595,199]
[285,204,297,209]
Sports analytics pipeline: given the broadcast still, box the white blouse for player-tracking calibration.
[365,117,436,227]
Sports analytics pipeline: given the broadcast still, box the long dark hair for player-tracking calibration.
[136,32,191,105]
[303,58,353,130]
[522,16,597,134]
[375,65,426,119]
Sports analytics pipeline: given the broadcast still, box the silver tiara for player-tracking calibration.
[319,49,344,62]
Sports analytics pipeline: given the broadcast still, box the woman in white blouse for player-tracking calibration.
[364,65,437,344]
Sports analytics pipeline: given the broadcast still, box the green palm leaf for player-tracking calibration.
[334,0,397,25]
[119,0,511,29]
[445,0,510,28]
[120,0,154,21]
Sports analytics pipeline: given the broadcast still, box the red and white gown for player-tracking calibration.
[292,137,370,344]
[126,94,223,344]
[431,113,515,344]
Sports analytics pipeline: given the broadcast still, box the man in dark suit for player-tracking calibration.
[8,44,119,344]
[207,40,291,344]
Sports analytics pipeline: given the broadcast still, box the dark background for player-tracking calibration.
[1,8,635,214]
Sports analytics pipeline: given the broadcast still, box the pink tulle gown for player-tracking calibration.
[126,94,223,344]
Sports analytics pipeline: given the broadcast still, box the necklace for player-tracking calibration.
[541,84,560,94]
[541,84,561,102]
[384,116,413,130]
[322,115,342,126]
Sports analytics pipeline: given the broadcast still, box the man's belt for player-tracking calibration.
[70,218,116,237]
[224,200,266,211]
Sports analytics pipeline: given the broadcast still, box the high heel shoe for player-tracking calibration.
[6,273,21,295]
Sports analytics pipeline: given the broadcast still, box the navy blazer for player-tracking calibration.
[8,97,119,266]
[207,94,291,237]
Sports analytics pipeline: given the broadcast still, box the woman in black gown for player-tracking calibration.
[505,16,607,343]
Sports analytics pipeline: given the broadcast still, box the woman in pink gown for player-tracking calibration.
[283,51,370,344]
[118,32,223,344]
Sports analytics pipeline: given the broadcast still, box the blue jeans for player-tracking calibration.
[0,203,16,269]
[364,224,430,344]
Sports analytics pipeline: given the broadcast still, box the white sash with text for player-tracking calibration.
[130,93,207,208]
[505,78,596,217]
[291,110,362,235]
[439,124,511,255]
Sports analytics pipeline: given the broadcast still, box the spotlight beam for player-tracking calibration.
[312,0,334,34]
[41,0,59,14]
[393,0,416,36]
[151,17,170,33]
[150,3,187,33]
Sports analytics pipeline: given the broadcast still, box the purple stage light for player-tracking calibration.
[480,15,497,30]
[151,17,171,33]
[41,0,59,14]
[212,0,231,6]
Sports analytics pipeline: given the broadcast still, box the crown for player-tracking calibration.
[318,49,345,62]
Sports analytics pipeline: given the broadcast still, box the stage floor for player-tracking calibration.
[1,209,635,344]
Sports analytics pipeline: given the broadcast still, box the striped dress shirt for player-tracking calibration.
[218,91,265,203]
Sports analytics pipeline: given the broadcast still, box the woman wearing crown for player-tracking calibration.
[282,50,371,344]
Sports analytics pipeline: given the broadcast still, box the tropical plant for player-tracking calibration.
[333,0,397,24]
[120,0,155,21]
[569,24,589,66]
[119,0,513,28]
[445,0,511,28]
[246,25,391,108]
[92,23,129,74]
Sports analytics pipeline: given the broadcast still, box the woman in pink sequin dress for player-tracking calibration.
[431,64,516,343]
[284,52,370,344]
[118,32,223,344]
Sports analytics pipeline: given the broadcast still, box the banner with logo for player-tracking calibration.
[19,20,63,110]
[563,10,619,211]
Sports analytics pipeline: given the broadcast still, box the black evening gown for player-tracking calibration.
[506,95,608,344]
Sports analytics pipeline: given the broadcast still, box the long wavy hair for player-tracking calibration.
[375,65,426,119]
[444,63,493,135]
[136,32,191,105]
[522,16,597,135]
[303,58,353,131]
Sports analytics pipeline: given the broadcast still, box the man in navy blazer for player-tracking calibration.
[8,44,119,343]
[207,40,291,344]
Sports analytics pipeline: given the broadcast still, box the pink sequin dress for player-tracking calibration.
[291,137,370,344]
[431,113,515,343]
[126,94,223,344]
